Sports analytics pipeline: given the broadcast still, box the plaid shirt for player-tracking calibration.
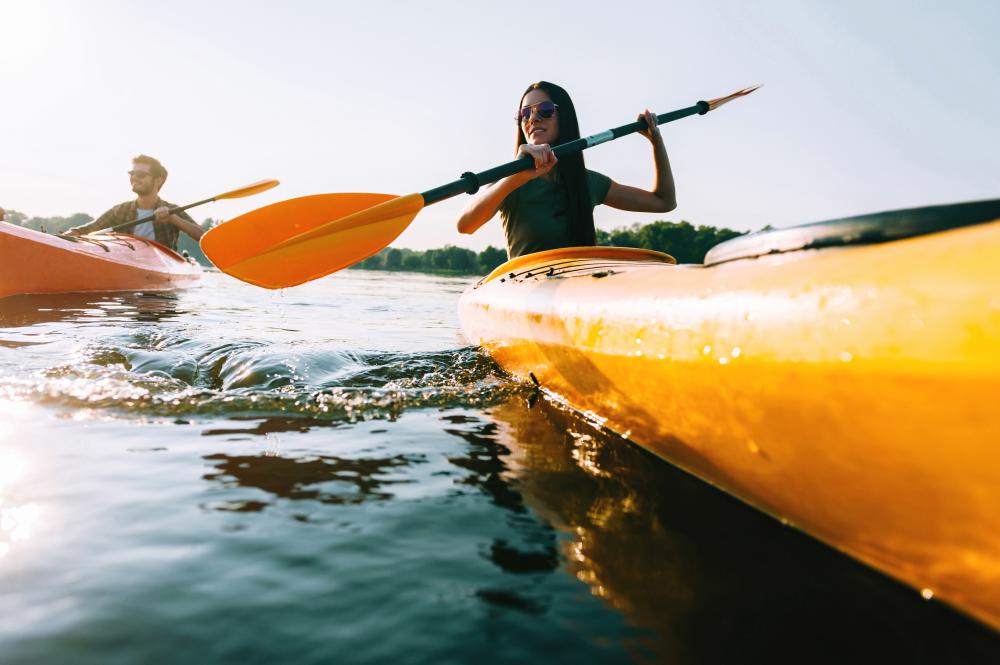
[80,198,196,250]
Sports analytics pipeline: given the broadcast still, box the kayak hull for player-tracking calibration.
[1,222,202,299]
[459,221,1000,631]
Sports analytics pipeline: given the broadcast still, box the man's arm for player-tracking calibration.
[154,207,204,241]
[66,204,125,236]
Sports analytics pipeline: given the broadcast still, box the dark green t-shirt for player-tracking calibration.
[500,169,612,258]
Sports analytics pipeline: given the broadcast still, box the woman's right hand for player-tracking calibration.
[517,143,557,179]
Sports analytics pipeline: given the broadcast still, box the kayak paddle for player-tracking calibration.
[201,86,760,289]
[105,179,281,233]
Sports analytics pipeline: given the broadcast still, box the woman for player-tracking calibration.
[457,81,677,258]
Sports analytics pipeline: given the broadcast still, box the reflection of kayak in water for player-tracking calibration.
[0,222,202,299]
[458,199,1000,631]
[0,291,185,329]
[480,395,997,657]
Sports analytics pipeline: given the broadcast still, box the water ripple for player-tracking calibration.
[0,339,523,422]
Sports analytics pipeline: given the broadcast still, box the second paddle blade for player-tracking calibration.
[202,192,424,289]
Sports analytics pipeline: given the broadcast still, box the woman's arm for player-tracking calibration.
[603,110,677,213]
[457,144,557,234]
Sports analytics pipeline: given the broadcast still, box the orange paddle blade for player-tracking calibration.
[215,179,280,200]
[202,193,424,289]
[706,84,761,111]
[202,192,398,270]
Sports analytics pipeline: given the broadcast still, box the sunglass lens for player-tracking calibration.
[516,101,558,122]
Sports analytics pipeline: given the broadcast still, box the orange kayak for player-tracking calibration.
[0,222,202,299]
[459,199,1000,631]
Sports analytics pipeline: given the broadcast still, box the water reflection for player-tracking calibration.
[440,413,567,618]
[202,415,347,438]
[200,417,424,512]
[0,291,184,329]
[202,452,420,509]
[454,395,1000,663]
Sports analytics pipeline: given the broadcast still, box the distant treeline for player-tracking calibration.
[4,208,745,274]
[2,209,92,235]
[352,220,746,275]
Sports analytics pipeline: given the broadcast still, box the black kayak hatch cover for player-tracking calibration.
[703,198,1000,266]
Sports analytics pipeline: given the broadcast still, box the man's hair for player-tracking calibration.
[133,154,168,183]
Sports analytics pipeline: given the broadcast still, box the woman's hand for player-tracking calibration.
[602,108,676,214]
[517,143,557,179]
[638,109,662,144]
[456,142,557,235]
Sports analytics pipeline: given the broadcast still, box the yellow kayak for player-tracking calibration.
[458,199,1000,631]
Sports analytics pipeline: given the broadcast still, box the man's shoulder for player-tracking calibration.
[107,200,136,212]
[96,200,136,223]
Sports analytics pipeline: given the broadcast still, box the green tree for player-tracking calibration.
[441,245,477,273]
[639,221,696,261]
[600,219,745,263]
[478,245,507,273]
[402,253,424,271]
[2,209,28,226]
[384,247,403,270]
[359,253,383,270]
[24,212,93,234]
[607,223,641,248]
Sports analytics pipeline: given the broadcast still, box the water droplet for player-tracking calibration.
[731,346,741,358]
[747,439,760,454]
[921,588,934,600]
[702,345,712,356]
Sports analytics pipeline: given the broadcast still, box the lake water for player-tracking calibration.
[1,269,997,664]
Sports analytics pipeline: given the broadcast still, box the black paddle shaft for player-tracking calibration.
[108,196,217,233]
[420,100,709,206]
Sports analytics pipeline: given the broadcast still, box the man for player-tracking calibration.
[67,155,203,250]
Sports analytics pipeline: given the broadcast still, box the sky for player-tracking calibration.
[1,0,998,251]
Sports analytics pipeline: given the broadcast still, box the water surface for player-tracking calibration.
[1,270,997,664]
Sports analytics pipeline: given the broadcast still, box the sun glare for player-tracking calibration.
[0,2,73,82]
[0,408,40,558]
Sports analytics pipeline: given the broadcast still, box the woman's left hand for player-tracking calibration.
[638,109,661,143]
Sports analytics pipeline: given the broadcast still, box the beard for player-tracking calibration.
[132,182,153,196]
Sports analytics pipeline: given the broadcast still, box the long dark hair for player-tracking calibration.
[499,81,595,246]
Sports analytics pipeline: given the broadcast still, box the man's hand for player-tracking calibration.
[153,206,174,225]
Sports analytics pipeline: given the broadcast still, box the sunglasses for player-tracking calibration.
[516,101,559,123]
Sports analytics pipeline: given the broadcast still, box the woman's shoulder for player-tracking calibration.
[585,169,611,183]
